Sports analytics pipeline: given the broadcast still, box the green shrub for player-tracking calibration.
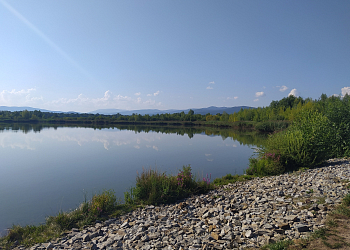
[129,165,214,205]
[255,121,289,133]
[246,151,284,176]
[263,110,333,171]
[89,190,116,216]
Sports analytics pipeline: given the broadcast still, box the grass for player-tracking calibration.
[213,173,254,186]
[0,166,214,249]
[261,239,293,250]
[124,165,214,205]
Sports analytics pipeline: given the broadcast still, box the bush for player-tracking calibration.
[246,151,284,176]
[255,121,289,133]
[260,110,333,171]
[128,165,214,205]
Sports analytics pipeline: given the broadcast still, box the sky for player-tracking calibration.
[0,0,349,113]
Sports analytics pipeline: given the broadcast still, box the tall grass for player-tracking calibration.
[125,165,214,205]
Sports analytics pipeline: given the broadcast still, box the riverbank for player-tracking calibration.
[4,158,350,250]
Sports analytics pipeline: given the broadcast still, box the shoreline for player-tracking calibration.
[7,158,350,250]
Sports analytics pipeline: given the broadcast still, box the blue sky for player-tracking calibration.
[1,0,349,112]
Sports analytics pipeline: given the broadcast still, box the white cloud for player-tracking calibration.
[134,145,140,149]
[147,91,160,97]
[288,89,300,97]
[255,91,265,97]
[254,98,259,102]
[134,92,141,96]
[206,86,213,90]
[234,96,238,100]
[0,88,43,106]
[205,153,211,156]
[341,87,350,97]
[279,85,288,92]
[153,146,159,151]
[209,81,215,84]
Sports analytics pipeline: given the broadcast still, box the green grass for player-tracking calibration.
[213,173,254,186]
[125,165,214,205]
[261,239,293,250]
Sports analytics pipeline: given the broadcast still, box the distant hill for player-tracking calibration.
[0,106,61,113]
[0,105,255,116]
[90,106,255,116]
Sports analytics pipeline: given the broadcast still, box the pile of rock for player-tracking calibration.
[22,159,350,249]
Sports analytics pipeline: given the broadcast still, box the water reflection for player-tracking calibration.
[0,123,267,233]
[0,123,267,148]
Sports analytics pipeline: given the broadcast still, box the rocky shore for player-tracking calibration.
[17,158,350,250]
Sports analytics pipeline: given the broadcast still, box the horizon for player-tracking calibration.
[1,0,349,113]
[0,104,255,114]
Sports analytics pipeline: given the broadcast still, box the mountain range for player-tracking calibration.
[0,106,254,116]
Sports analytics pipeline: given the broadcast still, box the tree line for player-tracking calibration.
[0,94,348,130]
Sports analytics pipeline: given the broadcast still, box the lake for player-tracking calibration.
[0,124,265,235]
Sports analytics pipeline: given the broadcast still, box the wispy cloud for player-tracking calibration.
[226,96,238,100]
[209,81,215,84]
[288,89,300,97]
[147,91,160,97]
[48,90,161,112]
[134,92,141,96]
[254,98,259,102]
[279,85,288,92]
[255,92,265,98]
[206,86,213,90]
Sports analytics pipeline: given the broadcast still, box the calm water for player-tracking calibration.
[0,124,265,234]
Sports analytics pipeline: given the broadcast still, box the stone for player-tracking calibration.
[295,224,309,232]
[211,232,220,240]
[23,158,350,250]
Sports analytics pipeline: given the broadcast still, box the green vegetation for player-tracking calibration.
[213,173,254,186]
[261,239,293,250]
[124,165,214,205]
[247,94,350,174]
[0,166,213,249]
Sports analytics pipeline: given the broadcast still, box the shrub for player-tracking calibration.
[129,165,214,205]
[89,190,116,216]
[264,110,333,171]
[246,151,284,176]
